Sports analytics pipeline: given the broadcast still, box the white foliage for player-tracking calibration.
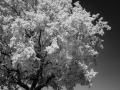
[45,37,59,54]
[85,69,98,81]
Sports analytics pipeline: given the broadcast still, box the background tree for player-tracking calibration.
[0,0,111,90]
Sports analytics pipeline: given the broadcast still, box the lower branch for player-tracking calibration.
[17,81,29,90]
[34,74,55,90]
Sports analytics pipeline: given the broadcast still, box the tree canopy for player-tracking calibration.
[0,0,111,90]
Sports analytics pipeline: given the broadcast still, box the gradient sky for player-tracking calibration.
[43,0,120,90]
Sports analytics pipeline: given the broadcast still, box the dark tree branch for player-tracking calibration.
[16,67,30,90]
[30,53,46,90]
[34,74,55,90]
[30,69,41,90]
[45,74,55,85]
[38,29,42,48]
[30,29,46,90]
[3,1,19,16]
[16,81,29,90]
[0,64,30,90]
[1,51,10,57]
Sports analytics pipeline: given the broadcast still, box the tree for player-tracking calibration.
[0,0,111,90]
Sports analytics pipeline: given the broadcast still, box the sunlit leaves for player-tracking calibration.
[45,37,59,54]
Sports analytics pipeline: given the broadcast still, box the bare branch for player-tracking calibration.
[34,74,55,90]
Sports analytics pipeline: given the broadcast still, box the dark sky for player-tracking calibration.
[44,0,120,90]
